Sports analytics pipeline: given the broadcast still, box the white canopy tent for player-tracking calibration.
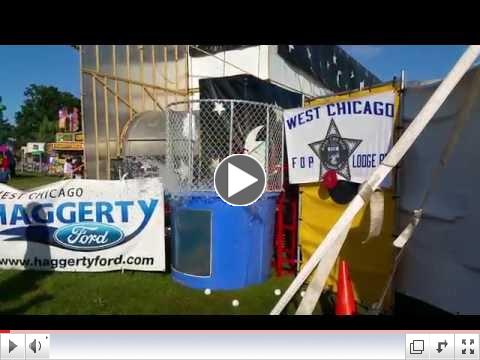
[396,63,480,314]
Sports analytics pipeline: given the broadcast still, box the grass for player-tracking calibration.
[9,173,63,190]
[0,270,294,315]
[0,174,295,315]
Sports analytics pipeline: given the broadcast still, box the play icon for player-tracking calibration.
[227,163,259,197]
[214,154,266,206]
[1,334,25,359]
[9,340,17,353]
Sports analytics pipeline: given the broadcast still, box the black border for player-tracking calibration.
[1,4,479,44]
[1,31,478,45]
[0,17,479,45]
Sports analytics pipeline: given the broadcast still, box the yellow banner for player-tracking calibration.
[299,84,400,306]
[51,142,84,151]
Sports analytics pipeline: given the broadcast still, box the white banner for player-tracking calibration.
[0,178,165,271]
[284,90,396,184]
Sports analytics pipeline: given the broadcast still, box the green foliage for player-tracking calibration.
[0,96,6,121]
[0,97,13,144]
[14,85,80,146]
[37,115,57,143]
[0,118,14,144]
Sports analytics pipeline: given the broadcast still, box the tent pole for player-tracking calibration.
[271,45,480,315]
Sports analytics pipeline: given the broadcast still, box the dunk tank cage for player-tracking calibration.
[166,99,284,290]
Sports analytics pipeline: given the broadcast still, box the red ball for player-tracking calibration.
[322,170,338,190]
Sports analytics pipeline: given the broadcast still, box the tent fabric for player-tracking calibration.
[191,45,382,94]
[189,45,254,57]
[396,65,480,314]
[277,45,381,93]
[299,84,400,306]
[199,74,303,109]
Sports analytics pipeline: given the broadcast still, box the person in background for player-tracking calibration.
[6,149,15,177]
[0,152,10,184]
[63,157,73,179]
[72,157,85,179]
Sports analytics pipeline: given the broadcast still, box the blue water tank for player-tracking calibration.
[169,192,278,290]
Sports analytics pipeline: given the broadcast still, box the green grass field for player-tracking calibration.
[0,175,295,315]
[0,269,294,315]
[9,173,63,190]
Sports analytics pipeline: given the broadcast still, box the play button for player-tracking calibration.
[227,163,259,197]
[9,340,17,353]
[1,334,26,359]
[214,154,266,206]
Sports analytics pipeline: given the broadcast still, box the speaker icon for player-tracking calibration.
[29,339,41,354]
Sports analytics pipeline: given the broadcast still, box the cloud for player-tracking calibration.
[341,45,383,61]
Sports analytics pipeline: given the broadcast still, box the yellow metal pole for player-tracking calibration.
[94,45,100,179]
[79,45,88,178]
[82,69,186,96]
[126,45,133,122]
[185,45,189,103]
[152,45,157,106]
[104,75,111,179]
[112,45,120,158]
[140,45,146,111]
[164,46,168,107]
[92,77,99,179]
[90,74,137,115]
[175,45,179,104]
[144,87,164,110]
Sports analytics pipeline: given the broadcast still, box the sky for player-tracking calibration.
[341,45,470,82]
[0,45,472,123]
[0,45,80,121]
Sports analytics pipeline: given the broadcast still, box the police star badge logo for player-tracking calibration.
[308,119,362,181]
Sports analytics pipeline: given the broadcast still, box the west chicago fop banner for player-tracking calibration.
[284,86,398,184]
[0,178,165,271]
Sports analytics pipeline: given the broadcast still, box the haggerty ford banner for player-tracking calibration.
[0,178,165,271]
[284,90,396,185]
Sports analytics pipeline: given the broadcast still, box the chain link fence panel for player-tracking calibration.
[167,99,284,193]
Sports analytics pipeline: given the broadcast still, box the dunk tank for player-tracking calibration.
[166,99,284,290]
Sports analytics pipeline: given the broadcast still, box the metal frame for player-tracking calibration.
[167,98,284,111]
[81,45,188,179]
[166,99,284,193]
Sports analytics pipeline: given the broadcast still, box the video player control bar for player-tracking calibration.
[2,332,479,360]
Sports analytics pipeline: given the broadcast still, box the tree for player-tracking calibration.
[0,97,14,144]
[14,85,80,146]
[0,96,5,121]
[37,115,57,143]
[0,118,14,144]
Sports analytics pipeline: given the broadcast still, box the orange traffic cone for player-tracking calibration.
[335,260,357,315]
